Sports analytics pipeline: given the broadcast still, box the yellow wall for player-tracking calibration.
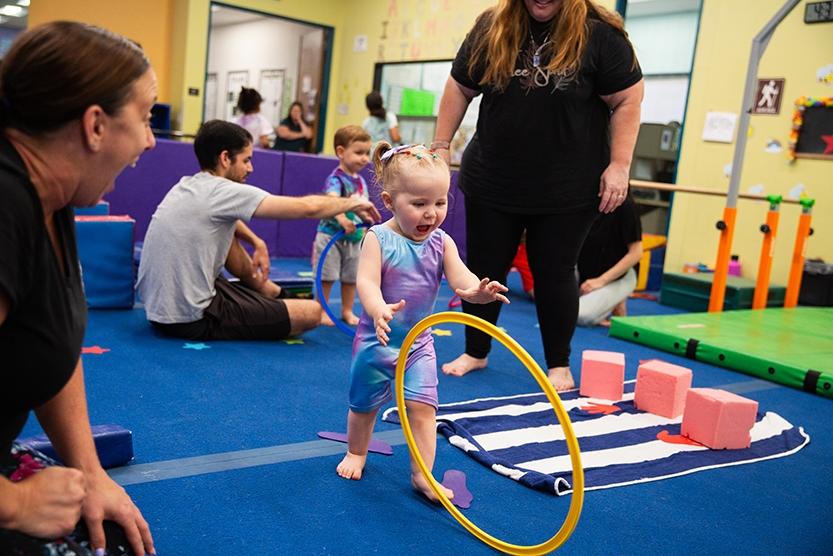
[28,0,619,151]
[329,0,617,136]
[28,0,174,103]
[669,0,833,284]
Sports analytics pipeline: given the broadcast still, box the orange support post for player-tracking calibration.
[709,207,738,312]
[784,199,815,308]
[752,196,782,309]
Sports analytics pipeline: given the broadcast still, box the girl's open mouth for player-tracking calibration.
[417,225,431,233]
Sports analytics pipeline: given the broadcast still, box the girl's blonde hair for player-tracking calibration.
[468,0,633,91]
[372,142,449,194]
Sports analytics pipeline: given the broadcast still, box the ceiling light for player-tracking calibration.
[0,5,26,17]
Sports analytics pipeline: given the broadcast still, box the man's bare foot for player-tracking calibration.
[260,281,281,299]
[342,312,360,326]
[412,473,454,503]
[612,300,627,317]
[320,313,335,326]
[442,353,487,376]
[336,452,367,480]
[548,367,575,391]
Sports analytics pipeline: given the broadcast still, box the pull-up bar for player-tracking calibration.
[629,179,815,311]
[709,0,801,312]
[630,180,805,205]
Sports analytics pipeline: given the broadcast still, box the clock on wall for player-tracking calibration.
[805,1,833,23]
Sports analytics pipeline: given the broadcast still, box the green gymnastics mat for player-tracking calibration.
[609,307,833,399]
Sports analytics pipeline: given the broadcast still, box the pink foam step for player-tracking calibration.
[579,350,625,401]
[681,388,758,449]
[634,359,693,418]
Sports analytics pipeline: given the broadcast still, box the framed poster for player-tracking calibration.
[259,69,285,127]
[225,70,250,121]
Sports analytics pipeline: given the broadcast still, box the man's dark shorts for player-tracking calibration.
[151,276,291,340]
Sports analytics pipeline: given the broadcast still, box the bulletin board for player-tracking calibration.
[788,96,833,161]
[373,59,481,164]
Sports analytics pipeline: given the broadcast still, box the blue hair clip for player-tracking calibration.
[380,143,418,163]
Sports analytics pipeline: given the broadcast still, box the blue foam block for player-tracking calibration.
[17,424,134,469]
[75,216,135,309]
[74,201,110,216]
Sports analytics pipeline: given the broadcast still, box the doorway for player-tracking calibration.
[205,3,332,152]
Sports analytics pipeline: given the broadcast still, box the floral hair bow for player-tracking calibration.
[380,143,419,163]
[380,143,440,163]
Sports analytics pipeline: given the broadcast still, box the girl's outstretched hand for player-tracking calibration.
[456,278,510,305]
[374,299,406,346]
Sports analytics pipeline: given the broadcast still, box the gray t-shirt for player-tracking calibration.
[137,172,269,323]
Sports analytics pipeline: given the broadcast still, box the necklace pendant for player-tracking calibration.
[533,53,540,67]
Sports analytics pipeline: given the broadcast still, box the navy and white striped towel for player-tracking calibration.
[382,381,810,495]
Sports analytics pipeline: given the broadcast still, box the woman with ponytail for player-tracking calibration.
[0,22,157,555]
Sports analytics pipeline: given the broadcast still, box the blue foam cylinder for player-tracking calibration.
[75,215,135,309]
[17,424,134,469]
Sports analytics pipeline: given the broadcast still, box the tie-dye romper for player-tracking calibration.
[349,224,445,412]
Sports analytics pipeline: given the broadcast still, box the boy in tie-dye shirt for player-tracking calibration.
[311,125,372,326]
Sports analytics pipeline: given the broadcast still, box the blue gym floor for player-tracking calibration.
[20,259,831,554]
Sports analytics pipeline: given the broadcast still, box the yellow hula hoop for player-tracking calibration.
[395,311,584,555]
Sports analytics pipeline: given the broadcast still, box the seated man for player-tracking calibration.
[136,120,380,341]
[575,195,643,327]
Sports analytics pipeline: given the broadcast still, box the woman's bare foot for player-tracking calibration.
[320,313,335,326]
[612,300,627,317]
[342,312,360,326]
[412,473,454,503]
[442,353,487,376]
[548,367,575,391]
[599,318,612,328]
[336,452,367,480]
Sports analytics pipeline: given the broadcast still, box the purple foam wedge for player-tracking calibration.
[317,431,393,456]
[441,469,473,509]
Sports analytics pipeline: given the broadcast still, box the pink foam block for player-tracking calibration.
[681,388,759,449]
[579,350,625,401]
[634,359,693,418]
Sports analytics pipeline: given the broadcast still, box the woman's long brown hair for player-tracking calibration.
[468,0,632,91]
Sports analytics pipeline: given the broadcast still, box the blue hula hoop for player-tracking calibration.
[314,223,371,337]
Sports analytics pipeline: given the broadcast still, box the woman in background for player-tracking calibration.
[273,101,312,152]
[233,87,274,148]
[362,91,401,146]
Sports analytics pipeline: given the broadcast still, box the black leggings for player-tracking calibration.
[461,196,598,368]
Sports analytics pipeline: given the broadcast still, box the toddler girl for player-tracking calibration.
[336,143,509,502]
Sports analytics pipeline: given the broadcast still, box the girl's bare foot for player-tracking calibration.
[336,452,367,480]
[320,313,335,326]
[548,367,575,391]
[441,353,487,376]
[342,312,360,326]
[412,473,454,503]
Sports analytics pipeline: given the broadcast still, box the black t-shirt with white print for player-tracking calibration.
[451,12,642,214]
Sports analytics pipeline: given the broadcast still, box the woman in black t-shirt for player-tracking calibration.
[273,101,312,152]
[434,0,643,391]
[0,22,157,555]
